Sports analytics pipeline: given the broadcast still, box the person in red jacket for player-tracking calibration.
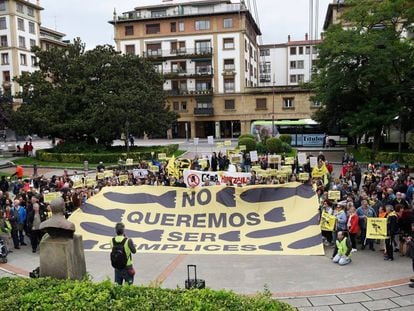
[347,204,360,252]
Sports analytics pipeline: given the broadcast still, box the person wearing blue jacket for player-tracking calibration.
[17,202,27,246]
[356,199,376,251]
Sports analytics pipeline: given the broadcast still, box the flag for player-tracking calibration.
[167,155,180,179]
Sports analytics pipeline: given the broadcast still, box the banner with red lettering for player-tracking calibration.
[183,169,251,187]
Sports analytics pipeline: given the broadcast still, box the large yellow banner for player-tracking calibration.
[70,182,324,255]
[366,218,388,239]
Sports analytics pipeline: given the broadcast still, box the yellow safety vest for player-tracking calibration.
[110,235,133,267]
[0,219,11,233]
[336,237,351,257]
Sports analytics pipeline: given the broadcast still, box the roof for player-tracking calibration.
[287,39,323,46]
[40,26,66,37]
[134,0,231,11]
[259,44,287,49]
[17,0,43,11]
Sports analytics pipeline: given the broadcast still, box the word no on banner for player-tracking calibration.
[70,183,324,256]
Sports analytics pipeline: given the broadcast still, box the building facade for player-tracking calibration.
[259,34,321,87]
[111,0,318,139]
[0,0,66,100]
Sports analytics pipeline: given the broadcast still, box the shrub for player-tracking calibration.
[357,146,374,162]
[266,138,283,154]
[238,137,256,152]
[256,142,267,154]
[408,133,414,150]
[279,134,292,145]
[375,152,397,164]
[0,277,294,311]
[238,134,256,141]
[402,153,414,166]
[281,142,292,154]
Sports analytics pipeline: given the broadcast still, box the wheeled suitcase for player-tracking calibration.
[185,265,205,289]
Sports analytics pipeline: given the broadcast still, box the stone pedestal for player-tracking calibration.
[39,234,86,280]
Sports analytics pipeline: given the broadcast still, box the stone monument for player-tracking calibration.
[39,197,86,280]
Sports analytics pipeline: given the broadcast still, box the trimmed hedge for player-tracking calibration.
[238,134,256,140]
[279,134,292,145]
[36,144,179,164]
[266,138,283,154]
[0,278,294,311]
[238,137,256,152]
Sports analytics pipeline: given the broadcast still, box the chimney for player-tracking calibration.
[288,35,291,42]
[305,33,308,41]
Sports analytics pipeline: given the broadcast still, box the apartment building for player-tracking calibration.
[111,0,318,139]
[0,0,66,100]
[259,34,321,87]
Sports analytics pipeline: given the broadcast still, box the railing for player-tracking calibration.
[163,67,214,77]
[167,88,213,96]
[143,47,213,58]
[117,4,244,21]
[194,108,214,116]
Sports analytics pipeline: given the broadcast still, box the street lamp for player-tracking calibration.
[272,74,275,137]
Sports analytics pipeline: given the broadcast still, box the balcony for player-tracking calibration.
[194,107,214,116]
[223,67,236,76]
[143,48,213,59]
[167,88,213,97]
[116,4,244,22]
[163,67,214,78]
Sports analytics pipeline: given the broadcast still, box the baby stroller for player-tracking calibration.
[0,237,8,263]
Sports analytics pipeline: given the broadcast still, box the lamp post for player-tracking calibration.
[272,74,275,137]
[125,120,130,153]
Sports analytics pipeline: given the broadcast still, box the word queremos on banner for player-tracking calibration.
[70,182,324,256]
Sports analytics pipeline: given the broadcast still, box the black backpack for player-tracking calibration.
[110,238,128,269]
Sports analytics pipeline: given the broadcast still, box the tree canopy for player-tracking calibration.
[12,39,177,145]
[311,0,414,150]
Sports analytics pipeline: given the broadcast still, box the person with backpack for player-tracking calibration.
[110,222,136,285]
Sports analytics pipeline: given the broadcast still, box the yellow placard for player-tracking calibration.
[320,212,336,232]
[149,165,159,172]
[298,173,310,181]
[104,170,114,178]
[239,145,247,151]
[285,157,294,165]
[119,175,129,183]
[97,173,105,180]
[69,183,324,255]
[216,142,224,148]
[158,153,167,160]
[86,178,96,187]
[268,155,281,164]
[366,218,388,239]
[230,154,242,164]
[125,158,133,166]
[224,140,232,146]
[328,191,341,201]
[73,180,84,189]
[280,165,292,174]
[43,192,61,203]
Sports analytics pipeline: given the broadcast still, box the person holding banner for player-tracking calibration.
[357,199,377,251]
[384,205,398,261]
[332,231,352,266]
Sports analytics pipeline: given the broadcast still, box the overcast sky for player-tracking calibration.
[39,0,331,48]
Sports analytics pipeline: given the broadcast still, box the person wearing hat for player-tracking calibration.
[110,222,136,285]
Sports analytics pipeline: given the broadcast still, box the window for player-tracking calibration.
[245,60,248,72]
[223,18,233,29]
[249,45,252,58]
[170,22,176,32]
[125,44,135,55]
[146,23,160,34]
[31,56,36,66]
[299,46,304,55]
[124,25,134,36]
[0,35,7,47]
[29,21,35,34]
[224,99,235,110]
[223,38,234,50]
[178,22,184,32]
[297,60,304,69]
[290,47,296,55]
[224,59,235,71]
[16,3,23,13]
[20,53,27,65]
[196,101,212,109]
[17,18,24,31]
[3,71,10,82]
[181,101,187,111]
[312,46,318,54]
[297,74,304,83]
[0,1,5,11]
[312,59,318,67]
[249,64,253,76]
[290,75,297,83]
[0,17,6,29]
[195,80,211,91]
[290,61,296,69]
[151,10,166,18]
[245,39,248,52]
[305,46,311,54]
[260,62,271,73]
[195,20,210,30]
[224,78,235,93]
[30,39,36,48]
[154,63,162,73]
[256,98,267,110]
[311,100,322,108]
[170,41,186,54]
[195,40,211,54]
[283,98,294,108]
[1,53,8,65]
[171,61,186,73]
[27,6,34,17]
[260,49,270,56]
[18,36,25,48]
[173,102,179,111]
[146,43,161,56]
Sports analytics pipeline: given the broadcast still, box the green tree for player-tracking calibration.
[311,0,414,152]
[12,39,177,146]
